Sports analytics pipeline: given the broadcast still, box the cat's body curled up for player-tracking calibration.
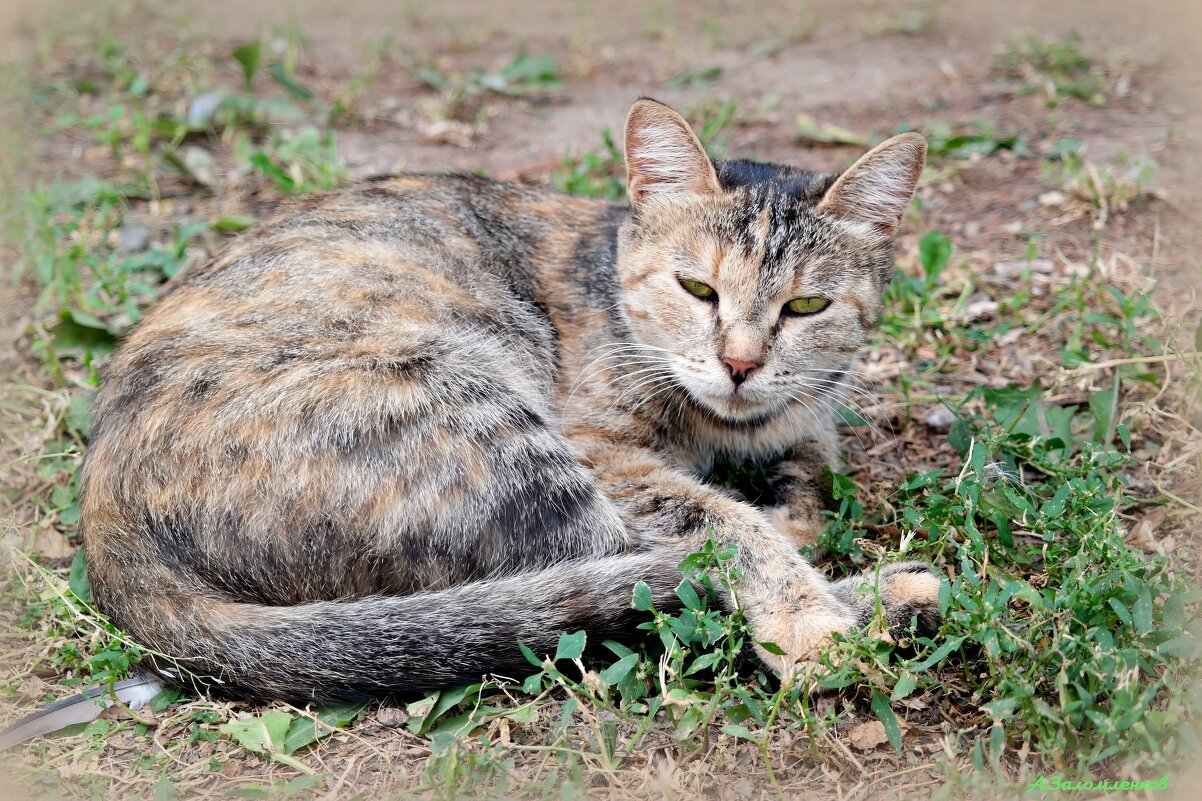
[81,99,941,701]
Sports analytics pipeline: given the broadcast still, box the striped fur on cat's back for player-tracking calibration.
[80,99,940,701]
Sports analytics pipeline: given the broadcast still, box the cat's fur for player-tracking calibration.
[80,99,938,701]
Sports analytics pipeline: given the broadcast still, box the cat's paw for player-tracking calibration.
[832,561,943,642]
[748,604,858,683]
[766,505,823,548]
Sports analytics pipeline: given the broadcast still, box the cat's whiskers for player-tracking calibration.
[787,382,893,451]
[564,346,675,403]
[810,381,896,443]
[571,357,676,402]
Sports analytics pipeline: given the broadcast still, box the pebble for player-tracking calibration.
[116,223,150,253]
[993,258,1055,279]
[375,706,407,728]
[1038,190,1068,207]
[924,407,956,432]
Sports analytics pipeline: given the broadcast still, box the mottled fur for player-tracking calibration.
[81,100,938,701]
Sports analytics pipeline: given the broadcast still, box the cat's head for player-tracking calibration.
[614,98,925,424]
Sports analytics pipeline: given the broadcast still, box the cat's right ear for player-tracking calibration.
[623,99,721,206]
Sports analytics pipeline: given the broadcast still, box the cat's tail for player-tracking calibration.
[102,546,693,704]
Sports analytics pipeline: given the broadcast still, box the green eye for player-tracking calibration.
[783,296,831,315]
[679,278,717,300]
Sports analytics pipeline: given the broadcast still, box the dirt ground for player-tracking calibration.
[0,0,1199,798]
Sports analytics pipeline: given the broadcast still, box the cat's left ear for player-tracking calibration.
[817,133,927,236]
[623,98,721,206]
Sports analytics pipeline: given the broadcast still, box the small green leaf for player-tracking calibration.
[68,547,90,603]
[675,580,702,611]
[632,581,655,612]
[721,724,759,741]
[795,113,869,146]
[1159,636,1202,660]
[153,777,179,801]
[1132,588,1154,634]
[836,405,869,427]
[232,41,262,87]
[598,653,639,686]
[757,640,787,656]
[212,215,257,232]
[870,692,903,754]
[149,686,183,713]
[269,61,315,100]
[518,640,542,668]
[428,683,479,725]
[506,705,538,724]
[554,630,587,661]
[909,635,966,671]
[282,699,369,754]
[890,671,918,702]
[981,698,1018,718]
[1116,422,1131,450]
[918,230,952,280]
[220,710,308,773]
[404,692,439,734]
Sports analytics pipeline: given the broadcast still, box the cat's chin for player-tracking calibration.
[691,390,784,424]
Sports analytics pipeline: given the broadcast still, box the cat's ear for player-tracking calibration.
[623,98,721,205]
[817,133,927,236]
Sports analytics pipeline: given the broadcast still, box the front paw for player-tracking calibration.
[748,604,858,682]
[832,561,943,642]
[767,505,823,549]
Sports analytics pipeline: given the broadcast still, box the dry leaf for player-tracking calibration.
[847,719,889,750]
[1128,508,1169,554]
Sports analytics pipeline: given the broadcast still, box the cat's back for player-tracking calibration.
[82,174,603,569]
[79,172,625,608]
[95,173,589,420]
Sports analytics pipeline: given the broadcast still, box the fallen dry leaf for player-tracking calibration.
[847,719,889,750]
[1128,508,1170,554]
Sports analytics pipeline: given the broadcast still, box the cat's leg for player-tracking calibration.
[573,434,940,679]
[830,561,943,641]
[760,439,839,549]
[760,445,943,640]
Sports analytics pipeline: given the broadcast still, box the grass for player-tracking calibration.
[1,7,1200,801]
[998,31,1109,107]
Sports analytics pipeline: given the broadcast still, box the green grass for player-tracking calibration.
[999,31,1108,107]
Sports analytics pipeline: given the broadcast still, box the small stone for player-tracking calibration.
[963,220,981,238]
[187,89,226,128]
[1038,190,1068,207]
[993,258,1055,279]
[181,146,216,187]
[1002,220,1023,235]
[923,406,956,432]
[963,299,999,322]
[375,706,407,728]
[116,223,151,253]
[848,719,890,750]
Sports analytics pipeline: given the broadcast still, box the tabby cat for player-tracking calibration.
[80,99,939,701]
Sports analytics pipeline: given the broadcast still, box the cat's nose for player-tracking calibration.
[721,356,761,386]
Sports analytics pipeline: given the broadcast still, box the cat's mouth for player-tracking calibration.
[692,384,785,422]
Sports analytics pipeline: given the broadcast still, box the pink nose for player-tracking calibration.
[721,356,761,386]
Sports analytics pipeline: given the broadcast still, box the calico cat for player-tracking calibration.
[79,98,939,702]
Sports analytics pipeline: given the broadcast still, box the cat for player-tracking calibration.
[78,98,940,702]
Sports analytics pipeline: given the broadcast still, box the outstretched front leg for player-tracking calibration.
[573,431,941,679]
[760,437,840,549]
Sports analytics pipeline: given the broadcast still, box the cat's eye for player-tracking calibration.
[782,296,831,316]
[679,278,717,301]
